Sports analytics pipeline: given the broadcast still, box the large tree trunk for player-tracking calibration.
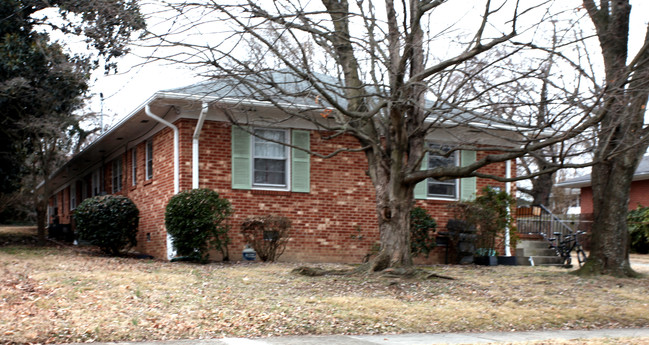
[578,0,649,277]
[34,176,50,246]
[365,140,417,271]
[35,197,48,245]
[370,178,414,271]
[579,154,638,276]
[531,170,553,206]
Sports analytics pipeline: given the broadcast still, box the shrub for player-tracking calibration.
[240,215,291,262]
[628,205,649,254]
[165,188,233,263]
[74,195,139,256]
[410,207,437,257]
[450,186,516,256]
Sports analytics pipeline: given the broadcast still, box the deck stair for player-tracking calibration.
[515,239,563,266]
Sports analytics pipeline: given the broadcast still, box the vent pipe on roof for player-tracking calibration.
[145,104,179,261]
[192,102,209,189]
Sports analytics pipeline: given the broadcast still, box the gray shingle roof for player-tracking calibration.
[556,155,649,188]
[159,70,525,129]
[159,71,341,108]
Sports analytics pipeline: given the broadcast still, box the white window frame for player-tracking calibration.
[131,147,137,186]
[146,140,153,180]
[81,179,88,201]
[426,144,459,200]
[251,128,290,191]
[70,182,77,210]
[91,169,101,196]
[112,158,123,193]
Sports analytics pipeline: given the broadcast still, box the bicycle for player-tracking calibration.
[547,230,587,268]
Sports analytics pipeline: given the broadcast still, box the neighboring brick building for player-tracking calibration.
[45,78,518,263]
[556,155,649,216]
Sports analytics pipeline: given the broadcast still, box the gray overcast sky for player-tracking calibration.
[87,0,649,130]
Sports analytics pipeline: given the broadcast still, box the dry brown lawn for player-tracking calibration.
[1,226,648,344]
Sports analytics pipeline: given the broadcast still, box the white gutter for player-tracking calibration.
[192,102,209,189]
[145,104,179,261]
[505,159,512,257]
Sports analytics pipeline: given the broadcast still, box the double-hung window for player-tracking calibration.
[415,144,477,201]
[91,169,101,196]
[426,144,458,199]
[146,140,153,180]
[231,126,310,192]
[70,182,77,210]
[112,158,123,193]
[131,148,137,186]
[253,129,289,188]
[81,179,88,201]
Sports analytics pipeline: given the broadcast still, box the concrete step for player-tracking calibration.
[517,240,552,250]
[523,248,557,257]
[516,255,563,266]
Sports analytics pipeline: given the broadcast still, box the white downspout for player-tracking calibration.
[145,104,179,260]
[193,102,209,189]
[505,159,512,256]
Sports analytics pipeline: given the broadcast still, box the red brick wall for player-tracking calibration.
[580,187,593,214]
[581,179,649,215]
[629,180,649,208]
[186,119,515,263]
[126,128,177,259]
[191,121,380,263]
[50,118,516,263]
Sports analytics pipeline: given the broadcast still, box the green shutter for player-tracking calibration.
[291,130,310,193]
[460,150,477,201]
[414,152,428,199]
[231,126,251,189]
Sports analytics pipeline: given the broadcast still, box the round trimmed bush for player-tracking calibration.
[165,188,233,262]
[74,195,139,256]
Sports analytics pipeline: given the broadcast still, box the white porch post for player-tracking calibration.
[505,159,512,256]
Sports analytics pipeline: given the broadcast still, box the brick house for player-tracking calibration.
[45,78,518,263]
[556,155,649,216]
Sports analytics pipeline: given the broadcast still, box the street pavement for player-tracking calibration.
[78,328,649,345]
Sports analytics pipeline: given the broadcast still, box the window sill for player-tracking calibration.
[251,189,292,197]
[423,196,458,202]
[144,179,153,186]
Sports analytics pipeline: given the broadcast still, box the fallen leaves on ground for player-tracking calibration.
[1,228,648,344]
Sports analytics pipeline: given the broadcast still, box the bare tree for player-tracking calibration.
[23,118,74,244]
[576,0,649,277]
[145,0,601,270]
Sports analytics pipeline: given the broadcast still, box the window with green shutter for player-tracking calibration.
[231,126,310,193]
[460,150,477,201]
[415,144,472,201]
[291,130,310,193]
[231,126,252,189]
